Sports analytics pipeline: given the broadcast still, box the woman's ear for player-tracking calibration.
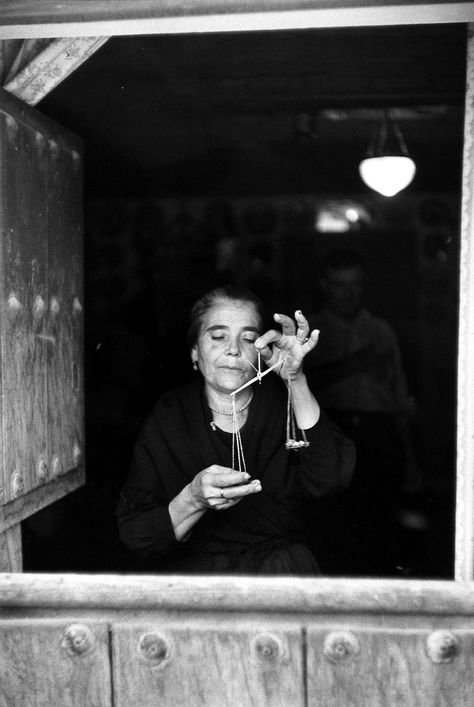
[191,348,198,370]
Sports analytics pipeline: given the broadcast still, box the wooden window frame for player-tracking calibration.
[1,1,474,583]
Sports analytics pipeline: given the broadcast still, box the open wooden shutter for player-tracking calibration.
[0,87,84,571]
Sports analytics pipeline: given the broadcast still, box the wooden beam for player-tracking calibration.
[4,37,109,105]
[0,525,22,572]
[0,1,473,39]
[0,468,84,535]
[0,39,22,83]
[1,39,52,84]
[456,26,474,582]
[1,574,474,615]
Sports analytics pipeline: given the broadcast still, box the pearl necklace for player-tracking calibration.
[208,392,253,416]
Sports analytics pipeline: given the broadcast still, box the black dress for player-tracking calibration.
[116,375,355,575]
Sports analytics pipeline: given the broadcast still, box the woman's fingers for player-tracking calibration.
[221,479,262,499]
[295,310,310,342]
[256,311,311,349]
[212,478,262,510]
[305,328,320,351]
[256,310,318,352]
[273,312,296,336]
[198,465,262,509]
[254,328,281,362]
[206,467,251,487]
[294,310,319,353]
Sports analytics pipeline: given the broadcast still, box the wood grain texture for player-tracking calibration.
[0,577,473,704]
[112,621,304,707]
[0,88,84,519]
[0,524,22,572]
[0,88,80,147]
[0,0,471,23]
[0,467,84,534]
[0,619,111,707]
[0,39,24,83]
[306,626,474,706]
[0,39,53,84]
[0,108,49,504]
[456,25,474,581]
[47,127,84,481]
[0,1,472,41]
[2,575,474,616]
[4,37,109,106]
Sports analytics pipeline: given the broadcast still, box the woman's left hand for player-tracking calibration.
[255,310,319,381]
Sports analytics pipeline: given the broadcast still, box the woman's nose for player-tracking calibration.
[226,338,241,355]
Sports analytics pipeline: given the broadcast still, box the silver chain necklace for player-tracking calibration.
[208,392,253,416]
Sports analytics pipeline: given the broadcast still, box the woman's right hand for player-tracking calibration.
[189,465,262,511]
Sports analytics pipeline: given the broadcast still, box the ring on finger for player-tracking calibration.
[221,489,225,499]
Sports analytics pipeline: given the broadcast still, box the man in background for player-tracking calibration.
[307,248,419,576]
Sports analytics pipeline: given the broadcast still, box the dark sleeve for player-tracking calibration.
[296,411,356,499]
[115,416,181,560]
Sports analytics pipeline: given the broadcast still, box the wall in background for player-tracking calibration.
[84,191,459,485]
[23,191,459,577]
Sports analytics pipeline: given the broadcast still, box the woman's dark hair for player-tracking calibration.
[187,285,266,349]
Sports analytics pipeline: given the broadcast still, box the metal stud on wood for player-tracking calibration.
[252,633,285,665]
[61,623,96,657]
[137,632,170,666]
[10,470,24,499]
[37,457,48,481]
[426,629,460,663]
[323,630,360,663]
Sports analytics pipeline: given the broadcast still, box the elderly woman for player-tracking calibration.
[116,286,355,575]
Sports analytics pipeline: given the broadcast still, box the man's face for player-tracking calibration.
[321,265,364,320]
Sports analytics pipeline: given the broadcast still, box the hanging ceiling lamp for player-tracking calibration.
[359,110,416,197]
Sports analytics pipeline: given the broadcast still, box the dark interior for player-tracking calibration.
[22,23,466,577]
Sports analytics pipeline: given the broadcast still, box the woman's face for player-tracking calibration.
[192,299,261,396]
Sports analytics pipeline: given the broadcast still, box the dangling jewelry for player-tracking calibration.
[192,360,198,371]
[208,393,253,473]
[208,392,253,416]
[226,348,310,459]
[285,372,310,451]
[231,395,247,474]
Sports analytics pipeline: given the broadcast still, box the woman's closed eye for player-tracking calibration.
[209,332,257,344]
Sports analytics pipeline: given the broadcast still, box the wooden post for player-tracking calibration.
[3,37,109,105]
[455,24,474,581]
[0,1,473,40]
[0,89,84,572]
[0,524,22,572]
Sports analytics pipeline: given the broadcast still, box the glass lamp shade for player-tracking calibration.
[359,155,416,197]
